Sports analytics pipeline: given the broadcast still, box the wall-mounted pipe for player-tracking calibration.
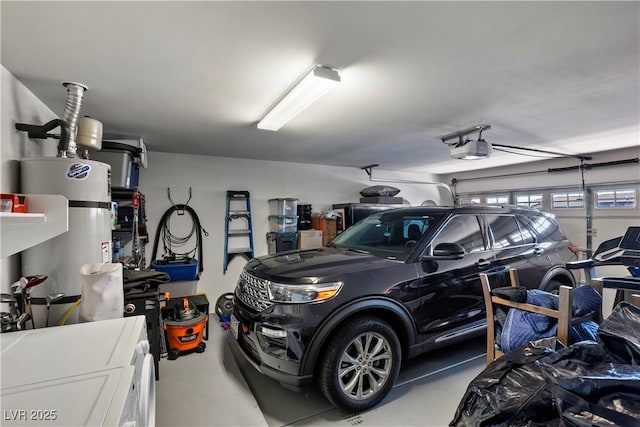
[59,81,88,158]
[15,119,68,143]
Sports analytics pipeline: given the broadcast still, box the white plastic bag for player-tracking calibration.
[79,263,124,322]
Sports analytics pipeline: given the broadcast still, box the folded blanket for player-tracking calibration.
[501,285,601,353]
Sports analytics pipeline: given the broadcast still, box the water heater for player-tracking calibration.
[21,157,112,326]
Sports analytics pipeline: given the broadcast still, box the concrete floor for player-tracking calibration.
[157,320,486,427]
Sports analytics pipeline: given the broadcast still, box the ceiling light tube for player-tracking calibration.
[258,65,341,131]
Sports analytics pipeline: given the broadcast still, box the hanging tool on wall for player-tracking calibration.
[149,188,208,279]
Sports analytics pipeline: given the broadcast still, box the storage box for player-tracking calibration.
[268,215,298,233]
[311,217,337,245]
[151,259,198,281]
[1,194,27,213]
[269,198,298,216]
[298,230,323,249]
[266,232,298,254]
[91,150,139,189]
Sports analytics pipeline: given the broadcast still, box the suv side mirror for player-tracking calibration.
[421,243,465,261]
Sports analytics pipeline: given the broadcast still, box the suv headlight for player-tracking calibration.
[267,281,343,303]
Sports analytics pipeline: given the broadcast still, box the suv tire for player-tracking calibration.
[544,279,564,294]
[318,316,401,412]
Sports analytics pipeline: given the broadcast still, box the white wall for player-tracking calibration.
[1,66,59,292]
[139,152,448,301]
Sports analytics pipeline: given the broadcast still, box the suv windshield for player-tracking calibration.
[330,211,444,261]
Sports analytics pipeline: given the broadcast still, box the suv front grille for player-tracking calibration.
[236,270,273,311]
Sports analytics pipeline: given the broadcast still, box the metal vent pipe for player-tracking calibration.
[59,81,88,158]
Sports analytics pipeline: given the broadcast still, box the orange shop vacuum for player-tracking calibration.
[162,296,208,360]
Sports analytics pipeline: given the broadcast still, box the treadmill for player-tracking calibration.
[567,226,640,307]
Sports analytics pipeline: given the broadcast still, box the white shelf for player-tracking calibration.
[0,194,69,258]
[0,212,46,224]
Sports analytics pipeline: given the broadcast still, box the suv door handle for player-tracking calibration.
[477,258,491,267]
[533,247,544,255]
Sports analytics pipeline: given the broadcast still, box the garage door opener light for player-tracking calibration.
[441,124,493,160]
[258,65,341,131]
[441,124,593,162]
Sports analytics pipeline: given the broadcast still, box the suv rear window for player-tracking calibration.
[428,214,486,254]
[486,214,535,248]
[520,213,566,242]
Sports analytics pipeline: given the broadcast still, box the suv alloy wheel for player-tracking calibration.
[318,316,401,412]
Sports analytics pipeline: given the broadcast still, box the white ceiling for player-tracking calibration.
[2,1,639,174]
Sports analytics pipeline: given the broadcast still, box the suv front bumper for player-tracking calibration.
[229,299,317,391]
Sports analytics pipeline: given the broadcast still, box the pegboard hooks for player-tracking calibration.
[167,187,192,215]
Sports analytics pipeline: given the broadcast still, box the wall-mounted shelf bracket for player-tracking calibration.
[360,164,380,179]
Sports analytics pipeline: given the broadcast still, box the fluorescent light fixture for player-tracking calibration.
[257,65,340,131]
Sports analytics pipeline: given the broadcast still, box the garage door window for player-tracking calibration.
[516,194,543,209]
[595,189,637,209]
[459,196,481,206]
[486,194,510,205]
[551,191,585,209]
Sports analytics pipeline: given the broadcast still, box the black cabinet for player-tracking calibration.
[332,203,405,233]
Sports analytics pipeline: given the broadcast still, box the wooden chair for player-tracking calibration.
[481,268,599,365]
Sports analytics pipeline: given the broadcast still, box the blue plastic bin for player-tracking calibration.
[151,259,198,281]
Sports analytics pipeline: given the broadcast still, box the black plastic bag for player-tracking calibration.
[451,302,640,427]
[450,338,562,427]
[539,340,640,427]
[597,301,640,364]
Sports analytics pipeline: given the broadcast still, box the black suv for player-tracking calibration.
[230,205,579,411]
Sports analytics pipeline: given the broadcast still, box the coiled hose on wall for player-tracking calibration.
[149,204,208,275]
